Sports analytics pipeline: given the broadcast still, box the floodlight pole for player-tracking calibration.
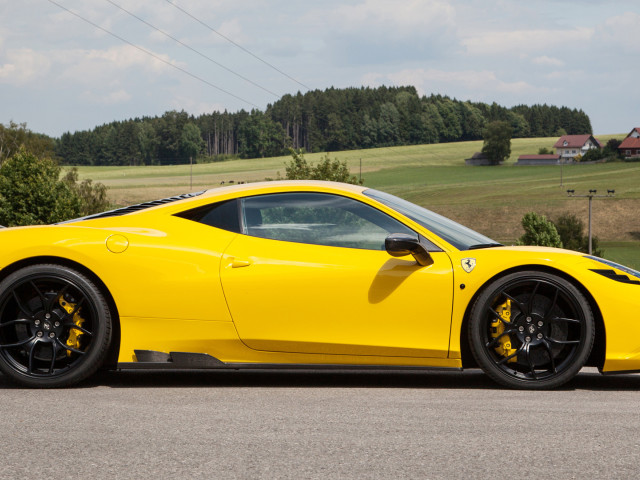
[566,189,615,255]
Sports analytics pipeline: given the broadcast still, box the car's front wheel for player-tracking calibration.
[469,270,594,389]
[0,264,112,388]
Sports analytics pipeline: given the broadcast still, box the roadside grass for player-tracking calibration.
[600,241,640,270]
[73,134,640,268]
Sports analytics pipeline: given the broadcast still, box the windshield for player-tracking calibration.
[363,189,500,251]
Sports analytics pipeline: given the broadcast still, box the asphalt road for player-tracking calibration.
[1,367,639,480]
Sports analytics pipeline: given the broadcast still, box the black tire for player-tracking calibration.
[469,270,594,390]
[0,264,112,388]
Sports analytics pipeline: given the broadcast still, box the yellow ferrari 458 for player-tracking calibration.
[0,181,638,389]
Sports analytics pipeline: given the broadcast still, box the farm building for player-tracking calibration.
[553,134,600,160]
[618,128,640,158]
[515,154,562,165]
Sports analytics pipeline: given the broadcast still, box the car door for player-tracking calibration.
[219,192,455,359]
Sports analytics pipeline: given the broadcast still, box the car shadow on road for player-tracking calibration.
[1,367,637,390]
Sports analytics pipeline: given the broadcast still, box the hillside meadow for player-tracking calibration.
[73,135,640,269]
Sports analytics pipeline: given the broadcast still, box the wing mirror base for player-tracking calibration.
[385,233,433,266]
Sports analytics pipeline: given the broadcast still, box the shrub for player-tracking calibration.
[516,212,562,248]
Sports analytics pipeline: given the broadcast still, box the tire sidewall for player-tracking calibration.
[469,270,594,390]
[0,264,112,388]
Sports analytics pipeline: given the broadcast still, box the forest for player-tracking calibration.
[52,86,592,166]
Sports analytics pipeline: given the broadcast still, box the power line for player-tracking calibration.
[104,0,280,99]
[163,0,311,92]
[46,0,260,109]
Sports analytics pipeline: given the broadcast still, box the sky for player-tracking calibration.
[1,0,639,138]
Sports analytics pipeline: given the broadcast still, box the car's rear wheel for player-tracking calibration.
[469,270,594,389]
[0,264,111,388]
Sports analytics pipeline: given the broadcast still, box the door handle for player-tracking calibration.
[230,257,252,268]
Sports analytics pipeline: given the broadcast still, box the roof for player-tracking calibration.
[518,154,560,160]
[619,137,640,149]
[553,135,598,148]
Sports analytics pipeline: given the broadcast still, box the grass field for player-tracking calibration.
[73,134,640,269]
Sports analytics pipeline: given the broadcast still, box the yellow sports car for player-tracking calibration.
[0,180,638,389]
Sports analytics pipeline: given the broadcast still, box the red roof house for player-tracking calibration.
[618,128,640,158]
[553,135,600,159]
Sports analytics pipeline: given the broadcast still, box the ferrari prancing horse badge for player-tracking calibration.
[461,258,476,273]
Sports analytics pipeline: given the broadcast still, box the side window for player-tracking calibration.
[241,193,415,250]
[175,199,241,233]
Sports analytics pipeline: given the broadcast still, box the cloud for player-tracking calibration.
[319,0,459,64]
[363,68,547,98]
[80,88,132,105]
[170,96,226,116]
[461,27,594,56]
[597,12,640,53]
[532,56,564,67]
[331,0,456,35]
[55,45,179,84]
[0,49,51,85]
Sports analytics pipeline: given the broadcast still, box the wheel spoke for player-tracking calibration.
[526,282,540,315]
[501,291,528,316]
[496,343,525,365]
[487,306,512,327]
[0,319,31,328]
[64,297,85,320]
[48,341,60,374]
[524,342,538,379]
[30,280,47,311]
[0,335,37,348]
[11,289,34,319]
[550,316,581,325]
[56,338,86,355]
[47,284,69,313]
[485,328,517,348]
[27,338,38,374]
[542,287,559,322]
[541,339,557,374]
[67,324,93,337]
[547,337,580,345]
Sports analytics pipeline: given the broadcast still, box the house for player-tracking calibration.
[515,154,561,165]
[618,127,640,158]
[553,134,600,160]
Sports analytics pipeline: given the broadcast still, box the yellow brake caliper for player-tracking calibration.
[59,297,85,356]
[490,299,517,362]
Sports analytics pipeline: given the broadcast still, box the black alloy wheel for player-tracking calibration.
[469,271,594,389]
[0,264,111,388]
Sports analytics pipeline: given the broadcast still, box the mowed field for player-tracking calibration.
[74,135,640,269]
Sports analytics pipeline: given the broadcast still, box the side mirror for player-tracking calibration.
[385,233,432,266]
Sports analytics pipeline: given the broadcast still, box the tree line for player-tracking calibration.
[16,86,594,166]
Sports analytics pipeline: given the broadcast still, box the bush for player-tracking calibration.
[554,213,603,256]
[516,212,562,248]
[0,150,82,226]
[0,150,109,226]
[285,149,362,184]
[62,167,110,216]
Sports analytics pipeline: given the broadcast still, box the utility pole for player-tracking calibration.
[190,156,193,190]
[566,189,615,254]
